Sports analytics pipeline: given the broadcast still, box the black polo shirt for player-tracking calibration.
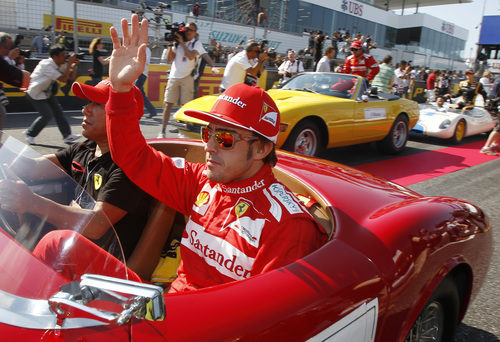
[55,140,152,259]
[92,50,104,79]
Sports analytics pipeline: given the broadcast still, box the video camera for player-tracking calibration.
[13,34,31,58]
[73,52,86,60]
[259,40,276,59]
[164,21,187,42]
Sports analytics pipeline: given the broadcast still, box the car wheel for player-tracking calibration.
[450,120,466,144]
[405,277,460,342]
[283,120,323,157]
[377,115,409,154]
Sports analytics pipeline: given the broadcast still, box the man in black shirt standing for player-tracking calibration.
[0,80,152,259]
[313,31,327,71]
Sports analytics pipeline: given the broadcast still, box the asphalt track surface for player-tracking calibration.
[2,110,499,341]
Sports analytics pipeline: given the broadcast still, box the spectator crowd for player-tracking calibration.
[1,24,499,155]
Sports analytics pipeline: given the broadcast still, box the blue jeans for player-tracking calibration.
[134,73,158,117]
[25,94,71,138]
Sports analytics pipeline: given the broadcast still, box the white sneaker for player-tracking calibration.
[63,134,81,144]
[157,131,166,139]
[480,146,498,156]
[24,132,35,145]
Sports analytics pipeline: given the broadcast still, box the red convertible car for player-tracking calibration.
[0,135,492,342]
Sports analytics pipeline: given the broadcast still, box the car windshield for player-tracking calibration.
[0,134,128,301]
[280,73,359,99]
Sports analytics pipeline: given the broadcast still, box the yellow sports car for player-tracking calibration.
[173,72,419,156]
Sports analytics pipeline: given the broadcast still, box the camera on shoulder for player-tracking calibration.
[164,21,187,42]
[259,40,276,59]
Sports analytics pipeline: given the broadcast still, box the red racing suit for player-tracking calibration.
[342,54,380,81]
[106,87,328,293]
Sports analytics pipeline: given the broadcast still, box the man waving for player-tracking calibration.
[105,15,327,292]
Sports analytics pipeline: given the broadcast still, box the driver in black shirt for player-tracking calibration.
[0,80,152,259]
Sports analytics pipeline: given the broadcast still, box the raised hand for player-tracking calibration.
[109,14,149,92]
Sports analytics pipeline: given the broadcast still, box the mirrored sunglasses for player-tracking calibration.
[201,126,257,149]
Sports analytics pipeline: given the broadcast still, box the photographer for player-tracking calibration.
[158,22,203,137]
[0,32,31,132]
[219,40,268,92]
[278,50,304,83]
[24,44,81,145]
[1,33,31,84]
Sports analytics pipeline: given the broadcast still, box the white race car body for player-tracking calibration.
[411,103,494,140]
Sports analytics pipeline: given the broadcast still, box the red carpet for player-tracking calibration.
[355,140,499,186]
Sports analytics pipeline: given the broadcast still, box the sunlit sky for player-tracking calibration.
[400,0,500,59]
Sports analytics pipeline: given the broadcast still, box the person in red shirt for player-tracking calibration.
[105,15,327,292]
[193,2,200,17]
[33,15,328,292]
[426,69,440,102]
[342,40,379,81]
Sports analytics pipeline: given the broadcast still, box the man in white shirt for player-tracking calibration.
[158,22,203,137]
[278,50,304,83]
[226,48,237,62]
[315,46,335,72]
[394,60,411,98]
[24,45,81,145]
[219,41,268,92]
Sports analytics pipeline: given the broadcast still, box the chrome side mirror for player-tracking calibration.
[49,274,165,326]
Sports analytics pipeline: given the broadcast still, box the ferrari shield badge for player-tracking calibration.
[94,173,103,190]
[235,200,250,217]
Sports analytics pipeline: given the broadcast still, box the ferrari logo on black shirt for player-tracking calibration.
[94,173,103,190]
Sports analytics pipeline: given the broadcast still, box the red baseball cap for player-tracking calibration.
[351,40,363,50]
[72,80,111,104]
[184,83,280,143]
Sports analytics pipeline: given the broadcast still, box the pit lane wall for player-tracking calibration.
[3,60,452,113]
